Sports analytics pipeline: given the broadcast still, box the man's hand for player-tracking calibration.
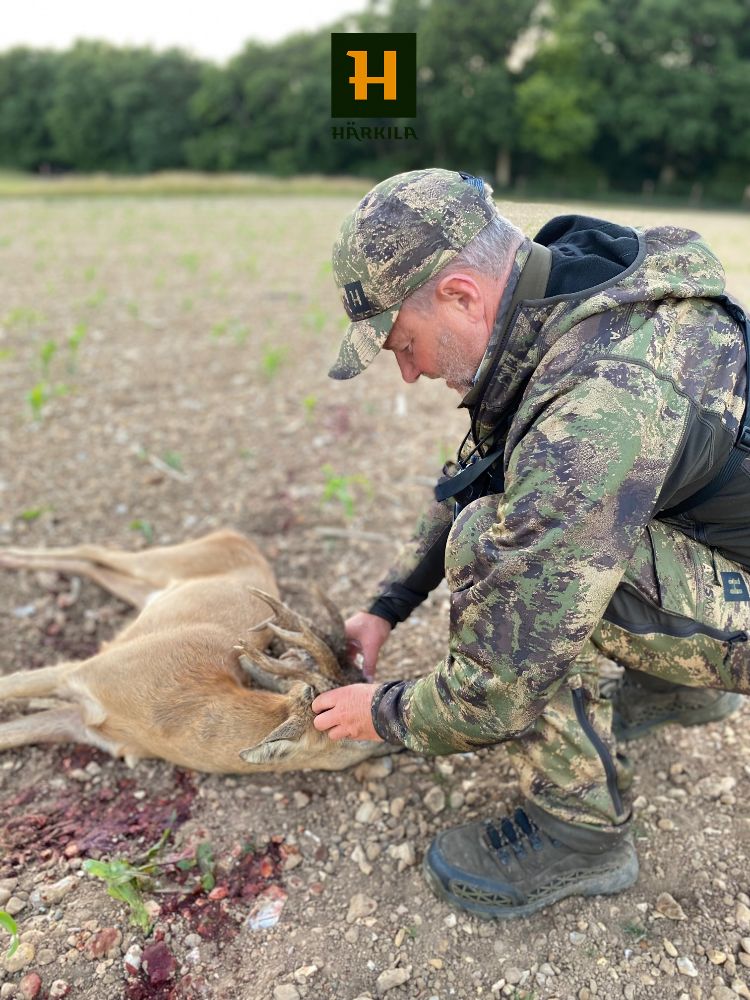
[344,612,392,680]
[312,683,383,742]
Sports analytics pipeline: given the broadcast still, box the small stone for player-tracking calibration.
[184,934,201,949]
[423,786,446,815]
[449,790,465,809]
[354,758,393,781]
[624,986,636,1000]
[18,973,42,1000]
[4,941,35,972]
[390,797,406,819]
[376,967,410,995]
[579,989,591,1000]
[713,987,739,1000]
[664,940,678,957]
[570,932,586,945]
[444,913,457,928]
[123,943,142,975]
[677,957,698,977]
[739,954,750,970]
[293,964,317,984]
[737,903,750,932]
[355,801,378,824]
[388,842,416,869]
[49,983,70,999]
[742,939,750,955]
[36,950,55,966]
[732,980,750,999]
[292,791,310,809]
[273,987,300,1000]
[32,876,77,906]
[4,896,26,916]
[141,941,176,985]
[84,927,122,960]
[656,892,687,920]
[346,893,378,923]
[658,818,675,832]
[708,950,728,965]
[505,967,523,985]
[0,889,10,907]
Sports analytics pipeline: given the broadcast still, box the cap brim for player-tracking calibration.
[327,305,401,380]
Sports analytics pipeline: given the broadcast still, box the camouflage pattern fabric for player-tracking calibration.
[328,168,497,380]
[370,225,749,831]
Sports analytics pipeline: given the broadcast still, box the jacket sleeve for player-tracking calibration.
[366,491,454,627]
[371,358,692,753]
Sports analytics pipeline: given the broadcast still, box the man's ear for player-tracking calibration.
[436,272,482,315]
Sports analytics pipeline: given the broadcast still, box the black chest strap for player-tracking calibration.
[660,294,750,519]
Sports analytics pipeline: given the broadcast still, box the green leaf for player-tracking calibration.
[0,910,19,958]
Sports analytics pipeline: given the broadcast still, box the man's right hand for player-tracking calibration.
[344,611,392,681]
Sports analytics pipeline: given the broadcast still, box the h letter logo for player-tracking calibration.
[347,50,397,102]
[331,33,416,118]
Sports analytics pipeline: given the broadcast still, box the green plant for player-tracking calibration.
[0,348,13,361]
[39,340,57,377]
[0,910,19,958]
[260,345,288,378]
[161,451,183,472]
[321,465,372,519]
[26,381,50,419]
[83,830,216,934]
[622,920,648,942]
[67,322,87,372]
[19,506,50,522]
[303,394,317,415]
[130,519,154,543]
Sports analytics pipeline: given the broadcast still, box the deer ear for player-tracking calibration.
[239,714,308,764]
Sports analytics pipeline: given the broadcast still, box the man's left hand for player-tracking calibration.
[312,683,383,742]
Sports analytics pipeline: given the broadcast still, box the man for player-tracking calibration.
[311,167,750,920]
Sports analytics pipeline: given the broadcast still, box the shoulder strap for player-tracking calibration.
[659,295,750,519]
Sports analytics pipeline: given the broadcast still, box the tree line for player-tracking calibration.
[1,0,748,203]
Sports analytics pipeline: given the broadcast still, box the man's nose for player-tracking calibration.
[394,351,420,383]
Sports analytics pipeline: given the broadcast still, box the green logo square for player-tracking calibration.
[331,33,416,118]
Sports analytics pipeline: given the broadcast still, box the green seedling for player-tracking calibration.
[83,827,172,933]
[84,264,96,281]
[622,920,648,942]
[39,340,57,377]
[67,322,87,374]
[260,346,288,379]
[19,506,50,522]
[303,394,317,415]
[179,252,200,273]
[4,306,43,328]
[83,288,107,308]
[0,910,19,958]
[130,519,154,543]
[321,465,372,519]
[161,451,183,472]
[26,381,51,420]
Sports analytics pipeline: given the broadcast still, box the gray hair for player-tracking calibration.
[404,213,524,313]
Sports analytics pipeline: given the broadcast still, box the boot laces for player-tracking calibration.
[485,807,546,861]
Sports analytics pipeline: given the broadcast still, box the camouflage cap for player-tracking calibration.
[328,167,498,380]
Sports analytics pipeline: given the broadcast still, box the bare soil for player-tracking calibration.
[1,192,749,1000]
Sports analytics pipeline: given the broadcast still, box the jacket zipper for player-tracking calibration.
[570,684,625,819]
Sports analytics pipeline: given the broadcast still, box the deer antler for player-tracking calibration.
[244,587,344,682]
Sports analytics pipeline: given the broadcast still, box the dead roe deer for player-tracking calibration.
[0,529,385,773]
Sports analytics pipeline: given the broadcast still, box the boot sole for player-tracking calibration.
[613,692,743,742]
[421,844,639,921]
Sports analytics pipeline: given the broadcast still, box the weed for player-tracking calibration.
[26,381,50,420]
[83,288,106,308]
[179,252,200,273]
[67,322,87,373]
[19,506,50,522]
[404,924,418,940]
[39,340,57,377]
[0,910,19,958]
[303,394,317,415]
[161,451,184,472]
[130,519,154,543]
[622,920,648,942]
[320,465,371,519]
[260,346,288,379]
[4,306,43,328]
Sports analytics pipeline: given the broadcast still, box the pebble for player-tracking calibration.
[18,974,42,1000]
[49,984,70,999]
[355,801,378,824]
[388,842,416,869]
[4,897,26,916]
[346,893,378,923]
[0,889,10,907]
[273,987,300,1000]
[742,940,750,955]
[504,967,523,985]
[30,876,77,907]
[732,980,750,999]
[351,843,373,876]
[677,957,698,977]
[737,903,750,932]
[292,791,310,809]
[712,987,739,1000]
[376,967,410,995]
[293,964,317,984]
[423,787,446,815]
[708,950,728,965]
[390,797,406,819]
[3,941,35,972]
[84,927,122,960]
[36,950,55,966]
[184,934,201,949]
[123,943,142,975]
[656,892,687,920]
[570,932,586,945]
[354,758,393,781]
[664,939,678,957]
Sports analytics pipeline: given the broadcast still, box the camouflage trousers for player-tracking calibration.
[446,496,750,832]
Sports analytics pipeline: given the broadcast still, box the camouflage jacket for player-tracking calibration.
[369,215,749,754]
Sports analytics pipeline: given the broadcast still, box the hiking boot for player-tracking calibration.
[422,801,638,920]
[610,669,743,742]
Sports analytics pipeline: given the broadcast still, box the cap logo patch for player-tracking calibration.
[343,279,374,318]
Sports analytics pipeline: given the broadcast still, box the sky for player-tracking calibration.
[0,1,371,64]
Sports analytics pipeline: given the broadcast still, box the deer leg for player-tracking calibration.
[0,549,156,610]
[0,706,92,751]
[0,663,78,701]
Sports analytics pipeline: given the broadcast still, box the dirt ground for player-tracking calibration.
[1,189,749,1000]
